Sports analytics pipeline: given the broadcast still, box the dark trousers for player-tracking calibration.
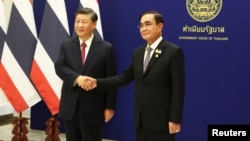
[136,127,175,141]
[64,102,103,141]
[64,120,103,141]
[136,116,175,141]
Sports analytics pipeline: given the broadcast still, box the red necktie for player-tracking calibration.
[81,42,86,64]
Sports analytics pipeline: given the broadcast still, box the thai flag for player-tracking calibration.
[0,0,15,116]
[79,0,103,38]
[30,0,70,115]
[0,0,41,113]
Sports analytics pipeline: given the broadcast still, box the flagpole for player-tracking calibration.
[11,112,28,141]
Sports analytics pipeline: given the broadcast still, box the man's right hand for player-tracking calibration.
[76,75,97,91]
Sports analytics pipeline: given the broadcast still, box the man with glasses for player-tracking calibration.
[85,11,185,141]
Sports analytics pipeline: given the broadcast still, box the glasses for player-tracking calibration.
[137,22,153,29]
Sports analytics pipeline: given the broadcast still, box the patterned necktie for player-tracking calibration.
[81,42,86,64]
[143,47,152,73]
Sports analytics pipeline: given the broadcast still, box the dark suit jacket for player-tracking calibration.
[98,39,185,131]
[55,35,117,124]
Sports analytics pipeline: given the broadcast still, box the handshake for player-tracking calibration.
[76,75,97,91]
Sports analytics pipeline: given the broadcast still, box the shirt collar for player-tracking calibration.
[79,34,94,48]
[146,36,163,50]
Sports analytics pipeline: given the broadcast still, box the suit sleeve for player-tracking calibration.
[104,46,118,109]
[54,41,80,88]
[169,47,185,123]
[97,59,134,89]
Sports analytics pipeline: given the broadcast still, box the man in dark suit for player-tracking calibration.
[85,11,185,141]
[54,7,117,141]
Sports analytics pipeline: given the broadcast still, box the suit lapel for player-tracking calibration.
[82,36,100,71]
[138,46,146,76]
[72,37,83,70]
[143,39,167,75]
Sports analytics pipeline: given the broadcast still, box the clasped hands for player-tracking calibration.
[76,75,97,91]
